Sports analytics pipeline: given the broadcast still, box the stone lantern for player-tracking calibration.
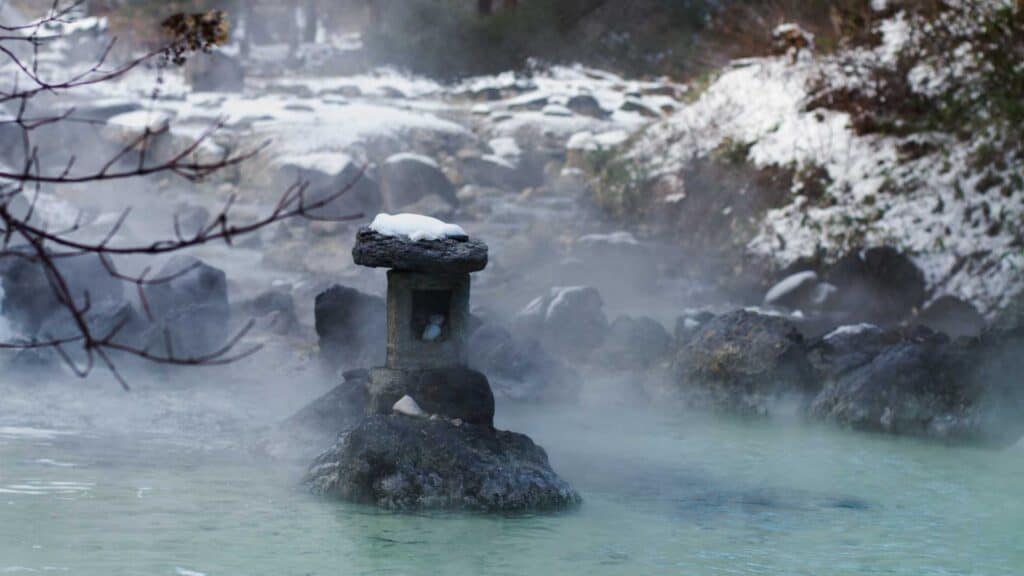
[352,216,494,428]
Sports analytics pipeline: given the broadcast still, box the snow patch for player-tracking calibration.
[824,324,883,341]
[370,213,467,242]
[392,395,426,418]
[385,153,439,169]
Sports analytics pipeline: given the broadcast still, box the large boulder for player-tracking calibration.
[239,288,299,335]
[566,94,611,119]
[314,284,386,370]
[185,49,245,92]
[763,270,837,311]
[305,414,580,511]
[468,323,581,402]
[596,315,673,370]
[514,286,608,362]
[824,246,926,327]
[274,154,380,221]
[668,310,817,416]
[807,323,894,381]
[0,249,124,335]
[142,256,229,359]
[352,228,488,274]
[912,296,986,339]
[810,326,1024,444]
[379,153,457,212]
[458,153,527,190]
[567,232,659,298]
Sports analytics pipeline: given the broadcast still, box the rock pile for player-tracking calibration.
[305,219,579,511]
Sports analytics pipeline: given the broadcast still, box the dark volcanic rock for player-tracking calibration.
[305,414,580,511]
[597,315,672,370]
[0,249,124,335]
[514,286,608,362]
[825,246,926,326]
[566,94,611,119]
[240,288,299,335]
[39,299,146,345]
[669,310,817,416]
[352,228,488,274]
[810,326,1024,444]
[468,324,581,402]
[807,324,894,381]
[912,296,986,339]
[367,366,495,427]
[274,157,380,221]
[142,256,229,358]
[314,284,386,370]
[380,154,457,212]
[810,328,974,439]
[185,49,245,92]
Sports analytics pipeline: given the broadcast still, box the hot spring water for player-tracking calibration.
[1,404,1021,575]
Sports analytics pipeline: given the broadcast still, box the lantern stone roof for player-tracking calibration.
[352,214,488,274]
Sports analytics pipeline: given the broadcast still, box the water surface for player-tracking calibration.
[1,406,1021,575]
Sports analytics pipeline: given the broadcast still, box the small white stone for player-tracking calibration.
[451,418,463,427]
[392,395,427,418]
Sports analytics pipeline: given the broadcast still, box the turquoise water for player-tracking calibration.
[1,406,1022,575]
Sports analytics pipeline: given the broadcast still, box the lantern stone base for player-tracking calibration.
[367,366,495,428]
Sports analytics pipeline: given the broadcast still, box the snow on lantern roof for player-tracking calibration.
[354,213,487,274]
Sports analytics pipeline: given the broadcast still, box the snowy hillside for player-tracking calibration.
[620,1,1023,317]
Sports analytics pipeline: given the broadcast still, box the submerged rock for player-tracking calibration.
[667,310,817,416]
[305,414,580,511]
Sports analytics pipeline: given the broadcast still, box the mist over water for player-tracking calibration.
[2,1,1024,574]
[2,399,1023,575]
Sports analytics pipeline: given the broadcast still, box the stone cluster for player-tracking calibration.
[304,222,579,511]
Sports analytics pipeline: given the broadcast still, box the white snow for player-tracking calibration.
[824,324,883,341]
[105,110,175,133]
[392,395,427,418]
[488,137,521,160]
[276,152,354,175]
[369,213,467,242]
[385,153,439,169]
[578,231,640,246]
[628,9,1024,316]
[764,271,819,305]
[545,286,595,322]
[567,130,630,151]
